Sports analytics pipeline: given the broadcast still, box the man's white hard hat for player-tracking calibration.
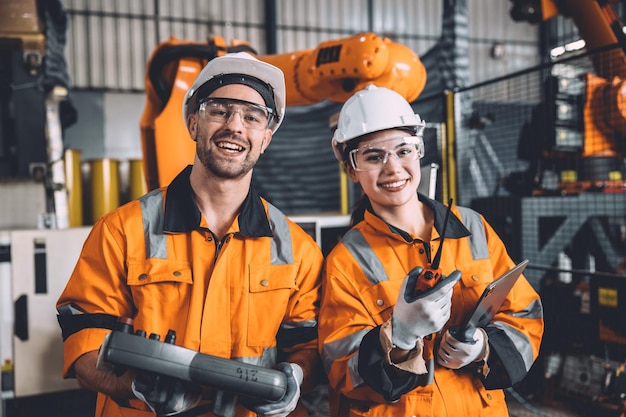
[183,52,286,133]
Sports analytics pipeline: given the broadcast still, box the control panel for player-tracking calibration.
[97,319,287,401]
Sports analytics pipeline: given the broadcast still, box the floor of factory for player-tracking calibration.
[3,387,623,417]
[505,388,624,417]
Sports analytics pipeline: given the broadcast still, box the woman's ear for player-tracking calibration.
[345,163,359,183]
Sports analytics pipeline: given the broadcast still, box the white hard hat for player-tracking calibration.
[183,52,286,133]
[331,84,425,161]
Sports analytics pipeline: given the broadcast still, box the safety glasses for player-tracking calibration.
[198,97,274,130]
[349,136,424,171]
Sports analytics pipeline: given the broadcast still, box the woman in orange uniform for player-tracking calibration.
[318,84,544,416]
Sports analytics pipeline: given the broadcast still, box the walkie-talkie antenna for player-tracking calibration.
[431,198,453,269]
[414,198,455,294]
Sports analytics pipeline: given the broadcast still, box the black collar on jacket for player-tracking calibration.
[162,165,273,237]
[375,192,471,242]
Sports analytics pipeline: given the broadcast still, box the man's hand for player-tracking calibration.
[391,267,461,350]
[131,373,202,416]
[242,362,303,417]
[437,327,487,369]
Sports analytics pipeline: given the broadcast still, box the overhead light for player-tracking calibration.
[550,39,586,59]
[565,39,586,52]
[550,46,566,59]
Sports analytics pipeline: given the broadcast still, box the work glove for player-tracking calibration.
[391,267,462,350]
[241,362,303,417]
[437,327,487,369]
[131,372,202,416]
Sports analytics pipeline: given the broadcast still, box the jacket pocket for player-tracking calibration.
[457,259,494,292]
[127,259,193,286]
[247,263,298,347]
[475,383,507,417]
[361,280,398,325]
[126,259,193,334]
[347,392,434,417]
[451,258,495,326]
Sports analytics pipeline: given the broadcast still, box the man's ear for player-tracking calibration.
[260,130,272,154]
[187,114,198,141]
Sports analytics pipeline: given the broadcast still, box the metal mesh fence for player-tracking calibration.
[449,43,625,314]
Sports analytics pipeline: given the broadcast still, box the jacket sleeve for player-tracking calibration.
[277,226,325,392]
[357,326,428,402]
[319,251,428,404]
[56,213,132,378]
[479,216,544,389]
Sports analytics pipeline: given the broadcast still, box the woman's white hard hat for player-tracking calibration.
[331,84,425,161]
[183,52,287,133]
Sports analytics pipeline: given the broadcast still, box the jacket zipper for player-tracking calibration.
[213,233,231,264]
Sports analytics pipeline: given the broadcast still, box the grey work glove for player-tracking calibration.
[391,266,462,350]
[131,373,202,416]
[437,327,487,369]
[241,362,303,417]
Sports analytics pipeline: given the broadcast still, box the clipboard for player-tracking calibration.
[453,259,529,342]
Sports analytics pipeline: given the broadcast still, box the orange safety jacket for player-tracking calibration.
[319,194,544,417]
[57,165,324,417]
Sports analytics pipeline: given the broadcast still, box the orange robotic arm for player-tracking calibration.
[140,32,427,190]
[262,32,426,107]
[531,0,626,79]
[511,0,626,181]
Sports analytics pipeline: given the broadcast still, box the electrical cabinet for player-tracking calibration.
[0,227,91,400]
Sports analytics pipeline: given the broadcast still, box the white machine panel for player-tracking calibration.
[2,227,91,398]
[289,214,351,256]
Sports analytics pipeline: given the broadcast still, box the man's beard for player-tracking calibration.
[196,133,259,179]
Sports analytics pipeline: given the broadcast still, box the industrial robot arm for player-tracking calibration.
[139,32,427,190]
[261,32,426,107]
[508,0,626,194]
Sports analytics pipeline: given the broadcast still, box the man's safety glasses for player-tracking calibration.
[349,136,424,171]
[198,97,274,130]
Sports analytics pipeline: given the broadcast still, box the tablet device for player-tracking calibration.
[460,259,529,332]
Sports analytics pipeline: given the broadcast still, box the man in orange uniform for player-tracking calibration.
[57,52,324,417]
[318,85,544,416]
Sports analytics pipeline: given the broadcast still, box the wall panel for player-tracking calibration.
[62,0,543,91]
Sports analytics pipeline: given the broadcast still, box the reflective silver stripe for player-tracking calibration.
[347,351,364,388]
[267,203,293,265]
[56,303,84,315]
[492,321,535,371]
[509,298,544,320]
[232,346,277,369]
[322,329,369,374]
[139,189,167,259]
[281,319,317,330]
[457,206,489,260]
[342,229,389,285]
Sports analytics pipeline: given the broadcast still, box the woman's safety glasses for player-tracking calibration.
[349,136,424,171]
[198,97,274,130]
